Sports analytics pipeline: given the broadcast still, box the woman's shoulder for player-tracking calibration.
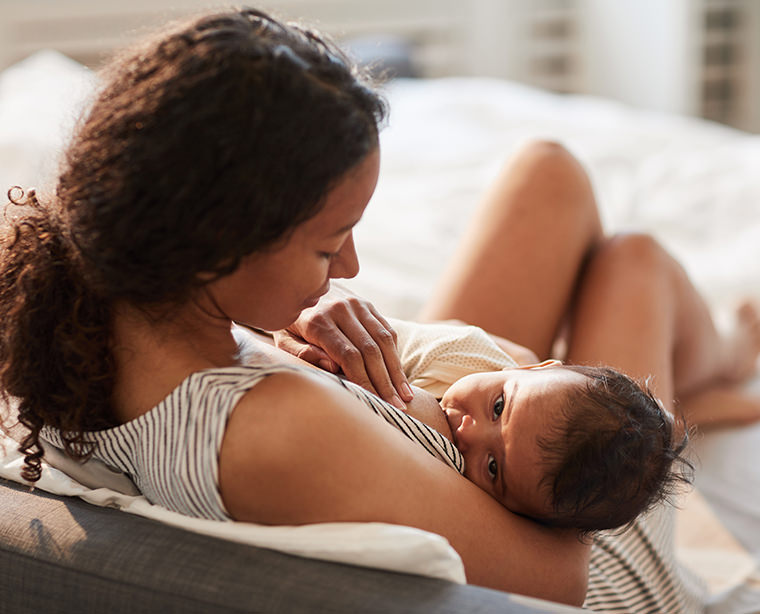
[169,364,339,427]
[218,365,450,520]
[217,366,384,520]
[54,364,322,443]
[218,364,357,427]
[182,363,313,392]
[154,363,321,403]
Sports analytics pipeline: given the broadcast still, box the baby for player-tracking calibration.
[390,318,689,534]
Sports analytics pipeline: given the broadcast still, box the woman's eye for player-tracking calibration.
[487,455,498,479]
[319,251,338,260]
[493,394,505,419]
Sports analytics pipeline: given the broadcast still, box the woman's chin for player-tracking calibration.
[301,295,321,309]
[253,311,301,333]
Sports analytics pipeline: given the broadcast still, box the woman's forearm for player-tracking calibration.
[219,370,590,604]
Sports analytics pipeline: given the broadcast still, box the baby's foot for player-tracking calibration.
[719,301,760,383]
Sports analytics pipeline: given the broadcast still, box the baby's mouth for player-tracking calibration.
[442,407,461,446]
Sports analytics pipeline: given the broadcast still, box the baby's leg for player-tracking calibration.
[565,233,760,415]
[419,141,603,359]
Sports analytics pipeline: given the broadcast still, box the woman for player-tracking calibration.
[1,7,756,611]
[0,7,587,605]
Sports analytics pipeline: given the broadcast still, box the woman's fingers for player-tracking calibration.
[300,303,405,408]
[272,330,340,372]
[335,308,411,408]
[367,306,414,402]
[277,288,413,408]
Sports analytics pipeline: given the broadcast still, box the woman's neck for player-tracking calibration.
[111,300,241,422]
[110,300,324,422]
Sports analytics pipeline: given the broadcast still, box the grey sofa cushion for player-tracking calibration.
[0,478,582,613]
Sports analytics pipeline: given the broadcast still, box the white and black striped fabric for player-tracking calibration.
[585,503,706,612]
[330,368,464,474]
[40,364,464,521]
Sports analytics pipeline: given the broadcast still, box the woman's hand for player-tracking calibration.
[273,284,414,408]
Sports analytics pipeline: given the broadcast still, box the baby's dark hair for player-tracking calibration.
[0,8,386,483]
[535,365,692,535]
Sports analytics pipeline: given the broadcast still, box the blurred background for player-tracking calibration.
[0,0,758,132]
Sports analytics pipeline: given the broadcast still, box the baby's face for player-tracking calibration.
[440,364,588,518]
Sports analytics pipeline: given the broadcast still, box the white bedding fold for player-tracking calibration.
[0,433,466,583]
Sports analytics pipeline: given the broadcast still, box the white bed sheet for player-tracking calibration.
[2,50,760,610]
[352,77,760,319]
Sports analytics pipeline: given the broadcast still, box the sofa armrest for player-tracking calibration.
[0,478,583,613]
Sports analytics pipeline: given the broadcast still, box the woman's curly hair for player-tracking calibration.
[0,7,387,482]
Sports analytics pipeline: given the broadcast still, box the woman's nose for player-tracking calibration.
[329,233,360,279]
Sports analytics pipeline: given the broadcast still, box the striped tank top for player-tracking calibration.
[40,364,463,521]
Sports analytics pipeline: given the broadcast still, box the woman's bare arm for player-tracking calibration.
[218,370,589,605]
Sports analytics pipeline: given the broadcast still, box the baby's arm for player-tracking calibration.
[426,317,539,366]
[484,332,539,365]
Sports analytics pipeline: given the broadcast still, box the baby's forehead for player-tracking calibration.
[528,368,592,419]
[532,365,592,389]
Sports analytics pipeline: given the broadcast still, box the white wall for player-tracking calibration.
[464,0,531,80]
[3,0,758,129]
[736,1,760,131]
[578,0,701,116]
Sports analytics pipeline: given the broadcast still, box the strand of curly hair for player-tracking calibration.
[1,188,116,481]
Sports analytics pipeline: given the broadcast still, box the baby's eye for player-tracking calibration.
[492,394,505,419]
[487,454,498,479]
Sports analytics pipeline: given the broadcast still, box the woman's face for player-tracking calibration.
[440,364,585,518]
[207,148,380,330]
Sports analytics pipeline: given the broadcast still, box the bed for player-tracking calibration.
[1,50,760,613]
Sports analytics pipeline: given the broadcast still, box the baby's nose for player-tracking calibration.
[455,414,479,452]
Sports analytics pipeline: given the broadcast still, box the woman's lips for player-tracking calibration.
[302,284,330,308]
[302,294,321,309]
